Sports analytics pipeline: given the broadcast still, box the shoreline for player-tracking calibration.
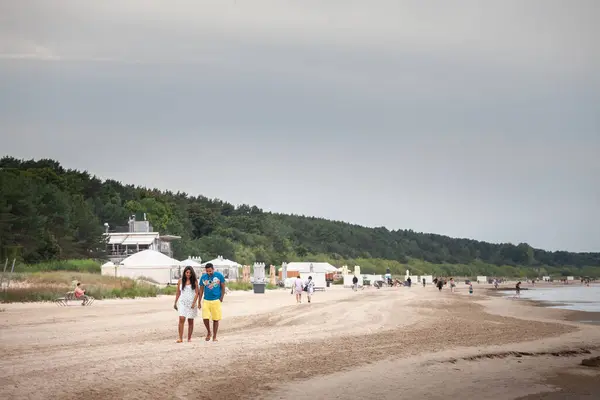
[484,286,600,326]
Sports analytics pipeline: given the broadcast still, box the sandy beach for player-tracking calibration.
[1,284,599,399]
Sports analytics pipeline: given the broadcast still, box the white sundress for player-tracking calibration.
[177,283,198,319]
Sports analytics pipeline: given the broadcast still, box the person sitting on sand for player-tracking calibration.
[74,282,89,306]
[173,266,199,343]
[294,275,304,303]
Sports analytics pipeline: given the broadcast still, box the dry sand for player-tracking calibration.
[1,284,599,399]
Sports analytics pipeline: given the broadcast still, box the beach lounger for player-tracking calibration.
[54,291,95,306]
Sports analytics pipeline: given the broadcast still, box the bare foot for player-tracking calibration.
[176,339,183,343]
[213,337,218,342]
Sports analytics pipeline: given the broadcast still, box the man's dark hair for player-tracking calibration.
[205,263,214,269]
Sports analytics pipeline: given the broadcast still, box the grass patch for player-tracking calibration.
[159,285,178,295]
[1,271,158,303]
[16,259,101,274]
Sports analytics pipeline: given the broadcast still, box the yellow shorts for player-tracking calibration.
[202,299,222,321]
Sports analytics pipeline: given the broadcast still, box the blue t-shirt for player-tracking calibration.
[200,272,226,301]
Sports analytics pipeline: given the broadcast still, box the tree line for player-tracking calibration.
[1,157,599,277]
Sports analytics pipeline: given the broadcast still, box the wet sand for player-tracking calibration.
[1,285,599,399]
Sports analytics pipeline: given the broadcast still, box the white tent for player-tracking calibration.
[284,262,337,273]
[201,255,240,280]
[201,256,241,268]
[101,261,116,277]
[101,250,182,284]
[180,258,203,267]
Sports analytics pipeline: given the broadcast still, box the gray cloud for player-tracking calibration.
[1,0,599,251]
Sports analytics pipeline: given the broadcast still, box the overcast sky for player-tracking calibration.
[1,0,599,252]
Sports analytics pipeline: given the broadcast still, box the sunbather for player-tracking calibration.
[74,282,89,306]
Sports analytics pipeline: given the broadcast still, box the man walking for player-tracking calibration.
[198,263,226,342]
[352,275,358,291]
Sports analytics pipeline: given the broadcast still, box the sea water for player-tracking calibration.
[513,285,600,312]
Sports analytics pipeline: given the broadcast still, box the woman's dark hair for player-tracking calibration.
[182,266,197,290]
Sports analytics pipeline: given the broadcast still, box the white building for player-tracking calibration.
[104,215,181,264]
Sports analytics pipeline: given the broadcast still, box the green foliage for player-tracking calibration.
[159,285,178,295]
[17,259,101,274]
[1,157,599,278]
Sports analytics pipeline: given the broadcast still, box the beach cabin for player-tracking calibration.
[419,275,433,284]
[101,249,182,284]
[543,276,551,282]
[476,276,487,284]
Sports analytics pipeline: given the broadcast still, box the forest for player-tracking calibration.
[1,156,599,278]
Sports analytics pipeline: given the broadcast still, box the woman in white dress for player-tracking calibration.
[173,266,199,342]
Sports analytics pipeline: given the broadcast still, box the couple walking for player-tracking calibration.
[293,275,315,303]
[174,263,225,343]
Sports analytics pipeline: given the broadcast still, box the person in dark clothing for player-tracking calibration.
[352,275,359,291]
